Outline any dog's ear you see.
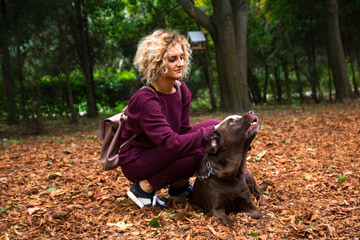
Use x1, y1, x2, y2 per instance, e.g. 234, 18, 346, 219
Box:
205, 131, 223, 154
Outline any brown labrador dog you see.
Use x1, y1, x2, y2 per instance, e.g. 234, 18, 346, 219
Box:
192, 111, 266, 227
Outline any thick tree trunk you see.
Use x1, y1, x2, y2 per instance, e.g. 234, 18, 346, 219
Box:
1, 0, 18, 125
325, 0, 354, 102
179, 0, 251, 113
1, 44, 18, 125
232, 0, 252, 110
213, 0, 243, 112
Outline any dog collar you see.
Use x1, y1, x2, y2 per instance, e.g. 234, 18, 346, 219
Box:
197, 161, 215, 181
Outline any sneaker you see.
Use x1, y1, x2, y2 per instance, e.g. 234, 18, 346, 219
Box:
126, 180, 166, 209
168, 182, 193, 200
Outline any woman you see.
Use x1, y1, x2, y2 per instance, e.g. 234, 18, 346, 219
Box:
118, 29, 220, 208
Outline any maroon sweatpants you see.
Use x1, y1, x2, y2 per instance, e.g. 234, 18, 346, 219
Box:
120, 119, 220, 190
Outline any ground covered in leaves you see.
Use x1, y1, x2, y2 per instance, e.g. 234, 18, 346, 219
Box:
1, 102, 359, 239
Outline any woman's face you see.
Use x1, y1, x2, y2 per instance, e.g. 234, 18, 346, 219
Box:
164, 44, 184, 81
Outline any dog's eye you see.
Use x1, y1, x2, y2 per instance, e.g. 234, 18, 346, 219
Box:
228, 119, 234, 125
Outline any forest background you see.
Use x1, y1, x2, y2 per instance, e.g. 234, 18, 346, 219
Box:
1, 1, 360, 239
1, 0, 360, 132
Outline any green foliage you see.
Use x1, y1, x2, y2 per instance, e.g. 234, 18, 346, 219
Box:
46, 186, 58, 192
337, 174, 346, 183
149, 213, 162, 228
95, 67, 141, 111
1, 0, 360, 121
0, 207, 8, 213
190, 89, 211, 112
191, 97, 212, 113
249, 231, 259, 238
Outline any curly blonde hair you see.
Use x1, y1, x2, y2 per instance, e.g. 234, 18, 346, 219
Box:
133, 29, 192, 84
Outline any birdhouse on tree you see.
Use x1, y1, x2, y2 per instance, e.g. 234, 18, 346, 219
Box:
187, 31, 206, 51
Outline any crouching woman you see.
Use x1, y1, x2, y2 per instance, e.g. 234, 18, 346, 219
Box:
118, 29, 220, 208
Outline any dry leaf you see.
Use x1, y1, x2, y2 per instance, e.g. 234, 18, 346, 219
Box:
304, 173, 316, 181
27, 207, 46, 215
106, 222, 133, 231
1, 103, 359, 239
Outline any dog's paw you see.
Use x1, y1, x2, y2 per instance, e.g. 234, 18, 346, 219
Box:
213, 209, 235, 227
221, 216, 235, 227
245, 208, 263, 219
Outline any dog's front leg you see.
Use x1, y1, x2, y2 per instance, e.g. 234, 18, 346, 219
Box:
244, 169, 267, 204
236, 176, 263, 219
212, 208, 234, 227
235, 192, 263, 219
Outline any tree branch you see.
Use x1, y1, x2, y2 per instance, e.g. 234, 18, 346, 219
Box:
178, 0, 215, 35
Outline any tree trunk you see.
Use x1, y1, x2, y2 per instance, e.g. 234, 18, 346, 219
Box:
15, 47, 29, 120
179, 0, 251, 113
247, 67, 262, 104
262, 63, 269, 102
270, 79, 276, 101
0, 0, 18, 125
281, 59, 291, 101
56, 2, 77, 123
293, 51, 304, 102
325, 0, 354, 102
34, 76, 45, 134
70, 0, 98, 117
274, 66, 282, 103
349, 55, 359, 97
27, 52, 45, 134
328, 67, 333, 101
203, 47, 217, 111
232, 0, 252, 110
343, 36, 359, 97
1, 44, 18, 125
305, 29, 319, 103
356, 52, 360, 95
212, 0, 243, 112
326, 45, 333, 101
306, 45, 318, 103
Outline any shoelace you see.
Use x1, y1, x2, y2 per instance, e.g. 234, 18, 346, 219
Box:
152, 195, 166, 207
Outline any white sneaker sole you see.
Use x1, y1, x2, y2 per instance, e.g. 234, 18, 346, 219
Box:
127, 191, 144, 208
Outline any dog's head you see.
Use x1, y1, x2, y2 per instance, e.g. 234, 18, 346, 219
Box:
205, 111, 259, 154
